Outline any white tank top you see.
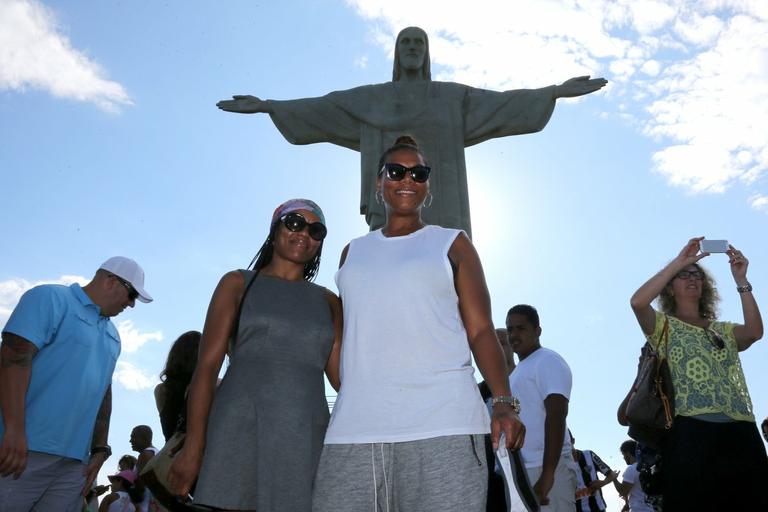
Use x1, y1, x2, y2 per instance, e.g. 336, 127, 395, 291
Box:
108, 491, 134, 512
325, 226, 490, 444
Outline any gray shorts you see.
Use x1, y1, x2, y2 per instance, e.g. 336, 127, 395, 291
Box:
0, 451, 86, 512
525, 452, 578, 512
312, 434, 487, 512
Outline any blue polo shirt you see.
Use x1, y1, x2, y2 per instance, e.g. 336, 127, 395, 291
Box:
1, 283, 120, 461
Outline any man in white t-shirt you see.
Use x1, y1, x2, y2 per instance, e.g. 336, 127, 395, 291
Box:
507, 304, 577, 511
616, 440, 653, 512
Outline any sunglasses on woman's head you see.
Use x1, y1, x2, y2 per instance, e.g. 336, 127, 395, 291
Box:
380, 163, 431, 183
280, 212, 327, 241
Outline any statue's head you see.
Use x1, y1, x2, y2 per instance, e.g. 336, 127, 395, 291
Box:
392, 26, 431, 81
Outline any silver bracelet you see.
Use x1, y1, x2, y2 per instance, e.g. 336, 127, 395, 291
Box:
737, 282, 753, 293
491, 395, 521, 414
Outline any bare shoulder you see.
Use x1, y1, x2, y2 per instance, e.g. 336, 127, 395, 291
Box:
448, 231, 478, 264
323, 287, 340, 302
220, 270, 246, 287
323, 288, 342, 312
154, 383, 167, 409
339, 243, 351, 268
213, 270, 246, 298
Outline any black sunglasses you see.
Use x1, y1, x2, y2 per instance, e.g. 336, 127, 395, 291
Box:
675, 270, 705, 280
112, 275, 139, 301
280, 212, 327, 241
380, 163, 431, 183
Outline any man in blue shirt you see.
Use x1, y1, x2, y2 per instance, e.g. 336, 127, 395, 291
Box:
0, 256, 152, 511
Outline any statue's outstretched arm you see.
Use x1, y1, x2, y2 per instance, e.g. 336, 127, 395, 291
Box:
216, 95, 273, 114
554, 76, 608, 99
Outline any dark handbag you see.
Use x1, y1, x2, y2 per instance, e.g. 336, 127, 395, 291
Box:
138, 432, 200, 512
624, 316, 675, 448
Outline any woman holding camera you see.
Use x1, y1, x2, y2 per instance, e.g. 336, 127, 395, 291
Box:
629, 237, 768, 510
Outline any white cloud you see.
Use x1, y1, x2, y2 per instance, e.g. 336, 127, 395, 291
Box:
627, 0, 678, 34
0, 274, 87, 326
346, 0, 768, 208
0, 0, 132, 112
354, 55, 368, 68
113, 361, 155, 391
640, 59, 661, 76
642, 13, 768, 193
116, 319, 163, 353
674, 13, 724, 45
749, 194, 768, 212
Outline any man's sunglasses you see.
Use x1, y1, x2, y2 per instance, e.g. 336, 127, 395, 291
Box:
112, 275, 139, 301
280, 212, 327, 241
380, 163, 431, 183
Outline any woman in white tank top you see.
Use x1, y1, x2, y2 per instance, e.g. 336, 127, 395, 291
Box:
313, 136, 526, 512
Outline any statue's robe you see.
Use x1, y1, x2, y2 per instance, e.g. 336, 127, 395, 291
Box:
267, 80, 557, 237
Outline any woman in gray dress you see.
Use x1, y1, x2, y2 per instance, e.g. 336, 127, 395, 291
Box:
168, 199, 342, 511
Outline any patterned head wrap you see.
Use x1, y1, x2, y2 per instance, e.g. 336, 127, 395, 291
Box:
271, 198, 326, 226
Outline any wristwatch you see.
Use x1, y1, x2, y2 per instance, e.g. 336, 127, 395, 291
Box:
491, 395, 521, 414
91, 445, 112, 457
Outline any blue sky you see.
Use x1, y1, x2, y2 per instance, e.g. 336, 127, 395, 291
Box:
1, 0, 766, 507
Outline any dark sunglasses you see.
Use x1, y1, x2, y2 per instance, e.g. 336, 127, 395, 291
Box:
675, 270, 705, 280
112, 275, 139, 301
380, 163, 431, 183
705, 328, 725, 350
280, 212, 327, 241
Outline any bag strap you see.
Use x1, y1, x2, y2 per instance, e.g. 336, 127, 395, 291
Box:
655, 314, 674, 429
657, 315, 670, 359
230, 269, 260, 346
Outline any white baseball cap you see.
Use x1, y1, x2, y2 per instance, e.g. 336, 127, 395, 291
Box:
99, 256, 153, 303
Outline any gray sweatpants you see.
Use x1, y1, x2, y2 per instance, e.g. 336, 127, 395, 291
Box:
312, 434, 487, 512
0, 451, 86, 512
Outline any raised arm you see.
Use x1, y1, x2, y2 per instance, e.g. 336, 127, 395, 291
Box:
168, 270, 244, 497
0, 333, 37, 479
554, 76, 608, 99
324, 289, 343, 392
630, 237, 709, 335
728, 245, 763, 351
216, 95, 273, 114
587, 453, 618, 494
448, 233, 524, 450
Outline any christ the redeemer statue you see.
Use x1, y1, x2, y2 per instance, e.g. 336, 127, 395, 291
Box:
217, 26, 607, 237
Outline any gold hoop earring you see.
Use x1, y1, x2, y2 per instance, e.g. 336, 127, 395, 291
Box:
423, 192, 433, 208
375, 190, 383, 205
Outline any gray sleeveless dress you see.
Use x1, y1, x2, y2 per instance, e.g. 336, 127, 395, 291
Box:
194, 272, 335, 511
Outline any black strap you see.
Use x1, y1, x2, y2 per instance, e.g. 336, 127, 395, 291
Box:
230, 269, 260, 344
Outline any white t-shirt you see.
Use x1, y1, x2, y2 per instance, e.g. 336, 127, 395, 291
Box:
508, 347, 572, 468
107, 491, 134, 512
622, 463, 653, 512
326, 226, 490, 443
139, 447, 158, 512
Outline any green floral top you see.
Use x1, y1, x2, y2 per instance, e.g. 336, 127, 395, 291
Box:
647, 310, 754, 421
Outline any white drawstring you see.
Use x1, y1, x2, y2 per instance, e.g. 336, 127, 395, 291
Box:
371, 443, 378, 512
380, 443, 390, 512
